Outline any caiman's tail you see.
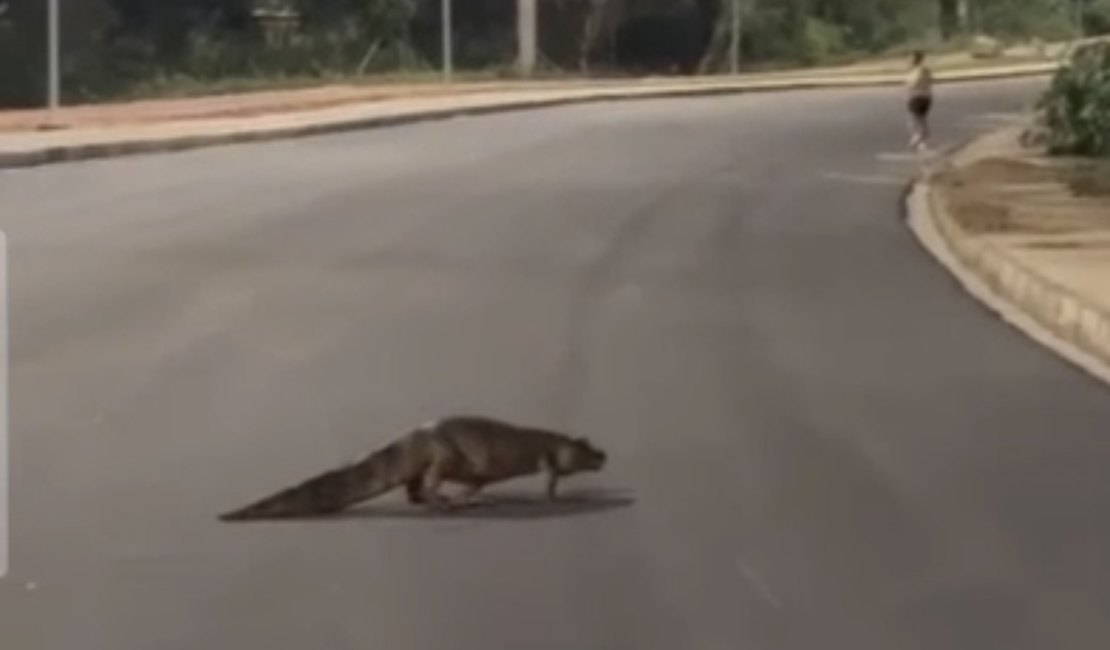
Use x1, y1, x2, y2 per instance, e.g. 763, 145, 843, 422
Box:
219, 438, 418, 521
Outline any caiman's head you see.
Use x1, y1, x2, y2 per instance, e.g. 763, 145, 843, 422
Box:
559, 437, 607, 473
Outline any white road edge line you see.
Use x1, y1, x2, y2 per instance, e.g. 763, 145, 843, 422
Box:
906, 182, 1110, 390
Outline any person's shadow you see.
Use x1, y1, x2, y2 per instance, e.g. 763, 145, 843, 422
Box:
235, 488, 635, 522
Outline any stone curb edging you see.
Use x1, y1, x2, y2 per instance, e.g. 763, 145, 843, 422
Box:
905, 137, 1110, 389
0, 63, 1057, 170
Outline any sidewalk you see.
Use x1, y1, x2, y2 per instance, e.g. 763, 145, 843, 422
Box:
909, 127, 1110, 385
0, 57, 1061, 170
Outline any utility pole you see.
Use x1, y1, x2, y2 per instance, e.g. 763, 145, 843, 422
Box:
47, 0, 60, 114
441, 0, 453, 82
517, 0, 537, 76
729, 0, 741, 75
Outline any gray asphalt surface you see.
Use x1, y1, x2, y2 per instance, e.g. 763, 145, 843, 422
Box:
2, 77, 1110, 649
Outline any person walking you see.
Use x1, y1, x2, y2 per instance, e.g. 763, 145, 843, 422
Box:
906, 50, 934, 151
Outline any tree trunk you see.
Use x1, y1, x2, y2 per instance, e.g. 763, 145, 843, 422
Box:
578, 0, 621, 72
697, 0, 737, 73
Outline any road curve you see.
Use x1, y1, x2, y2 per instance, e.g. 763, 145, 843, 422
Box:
2, 78, 1110, 649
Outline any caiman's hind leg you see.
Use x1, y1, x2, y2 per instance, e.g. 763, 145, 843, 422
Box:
408, 476, 483, 508
419, 464, 454, 512
454, 481, 485, 507
405, 477, 425, 504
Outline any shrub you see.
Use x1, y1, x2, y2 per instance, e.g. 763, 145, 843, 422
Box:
1030, 41, 1110, 157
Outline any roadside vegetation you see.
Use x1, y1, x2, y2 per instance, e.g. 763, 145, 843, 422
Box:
1, 0, 1108, 107
1020, 39, 1110, 199
1031, 40, 1110, 157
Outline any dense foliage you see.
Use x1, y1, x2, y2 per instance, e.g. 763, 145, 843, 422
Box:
1032, 40, 1110, 157
0, 0, 1107, 106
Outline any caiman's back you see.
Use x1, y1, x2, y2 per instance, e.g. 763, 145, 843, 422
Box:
435, 416, 570, 482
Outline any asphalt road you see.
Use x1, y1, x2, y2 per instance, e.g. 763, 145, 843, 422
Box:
2, 77, 1110, 649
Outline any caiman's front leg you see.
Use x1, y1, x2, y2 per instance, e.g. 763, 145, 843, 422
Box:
542, 455, 561, 501
546, 472, 560, 501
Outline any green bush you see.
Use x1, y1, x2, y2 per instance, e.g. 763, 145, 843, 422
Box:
1032, 41, 1110, 157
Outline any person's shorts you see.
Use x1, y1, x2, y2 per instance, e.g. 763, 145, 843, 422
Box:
908, 95, 932, 117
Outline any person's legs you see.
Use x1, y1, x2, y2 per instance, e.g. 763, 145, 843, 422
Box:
917, 97, 932, 150
908, 112, 921, 148
907, 97, 931, 151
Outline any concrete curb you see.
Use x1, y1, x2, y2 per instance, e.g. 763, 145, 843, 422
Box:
0, 63, 1058, 170
905, 134, 1110, 389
